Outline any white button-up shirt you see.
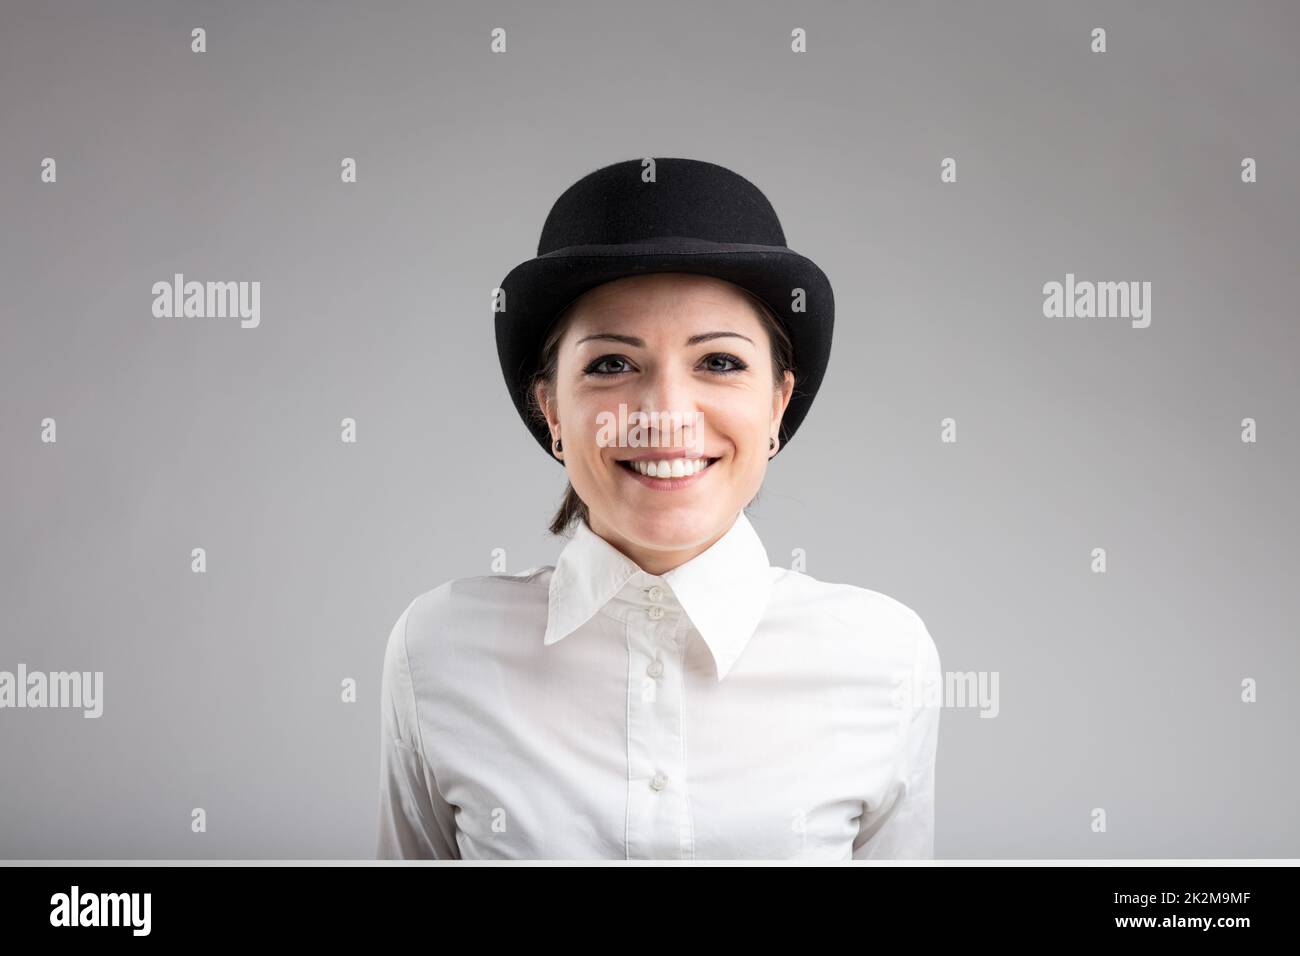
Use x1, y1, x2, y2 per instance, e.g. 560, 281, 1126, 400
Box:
376, 510, 942, 860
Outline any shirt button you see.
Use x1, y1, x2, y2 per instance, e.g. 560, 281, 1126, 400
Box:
648, 605, 664, 620
647, 585, 664, 602
647, 659, 664, 678
650, 772, 667, 791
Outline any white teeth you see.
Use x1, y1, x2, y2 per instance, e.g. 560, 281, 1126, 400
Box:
629, 457, 711, 478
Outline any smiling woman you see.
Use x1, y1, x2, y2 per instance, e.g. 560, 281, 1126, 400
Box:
375, 157, 943, 862
528, 273, 796, 540
530, 273, 792, 570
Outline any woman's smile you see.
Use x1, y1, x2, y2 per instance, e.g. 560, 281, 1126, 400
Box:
615, 453, 721, 489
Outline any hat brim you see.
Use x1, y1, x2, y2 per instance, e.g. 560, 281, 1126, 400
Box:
495, 237, 834, 462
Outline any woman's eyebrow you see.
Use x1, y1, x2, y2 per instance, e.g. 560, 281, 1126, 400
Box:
574, 331, 755, 347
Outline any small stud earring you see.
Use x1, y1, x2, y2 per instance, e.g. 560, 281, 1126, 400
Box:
553, 437, 563, 454
769, 437, 776, 451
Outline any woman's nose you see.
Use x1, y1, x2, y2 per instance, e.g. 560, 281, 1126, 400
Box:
637, 364, 695, 412
632, 366, 700, 437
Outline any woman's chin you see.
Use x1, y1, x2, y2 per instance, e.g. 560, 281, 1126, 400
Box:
606, 504, 727, 547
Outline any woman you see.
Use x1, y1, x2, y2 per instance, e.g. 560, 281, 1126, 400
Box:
376, 157, 942, 860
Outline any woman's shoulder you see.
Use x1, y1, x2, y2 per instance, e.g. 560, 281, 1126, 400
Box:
769, 565, 926, 626
385, 567, 555, 652
768, 566, 939, 666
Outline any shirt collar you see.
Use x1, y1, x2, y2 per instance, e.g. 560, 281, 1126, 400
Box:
543, 511, 774, 682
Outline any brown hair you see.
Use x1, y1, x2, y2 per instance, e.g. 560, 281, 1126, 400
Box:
526, 279, 797, 536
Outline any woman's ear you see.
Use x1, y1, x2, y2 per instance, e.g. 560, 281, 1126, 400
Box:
534, 380, 558, 434
771, 370, 795, 431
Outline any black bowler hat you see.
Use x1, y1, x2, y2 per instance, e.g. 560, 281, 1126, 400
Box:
495, 157, 834, 462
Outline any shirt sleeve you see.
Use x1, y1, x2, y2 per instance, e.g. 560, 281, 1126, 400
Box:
852, 613, 942, 859
376, 597, 461, 859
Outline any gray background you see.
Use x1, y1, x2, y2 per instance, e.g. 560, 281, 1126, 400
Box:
1, 0, 1296, 859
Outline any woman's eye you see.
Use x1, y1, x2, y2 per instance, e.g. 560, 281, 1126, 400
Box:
703, 353, 748, 374
584, 355, 632, 376
583, 353, 748, 376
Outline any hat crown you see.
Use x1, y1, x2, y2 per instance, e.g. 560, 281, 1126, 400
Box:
537, 157, 787, 255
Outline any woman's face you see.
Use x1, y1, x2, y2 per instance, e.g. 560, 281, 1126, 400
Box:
536, 272, 794, 574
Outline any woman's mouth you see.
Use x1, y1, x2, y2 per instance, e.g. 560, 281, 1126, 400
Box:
616, 456, 719, 489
